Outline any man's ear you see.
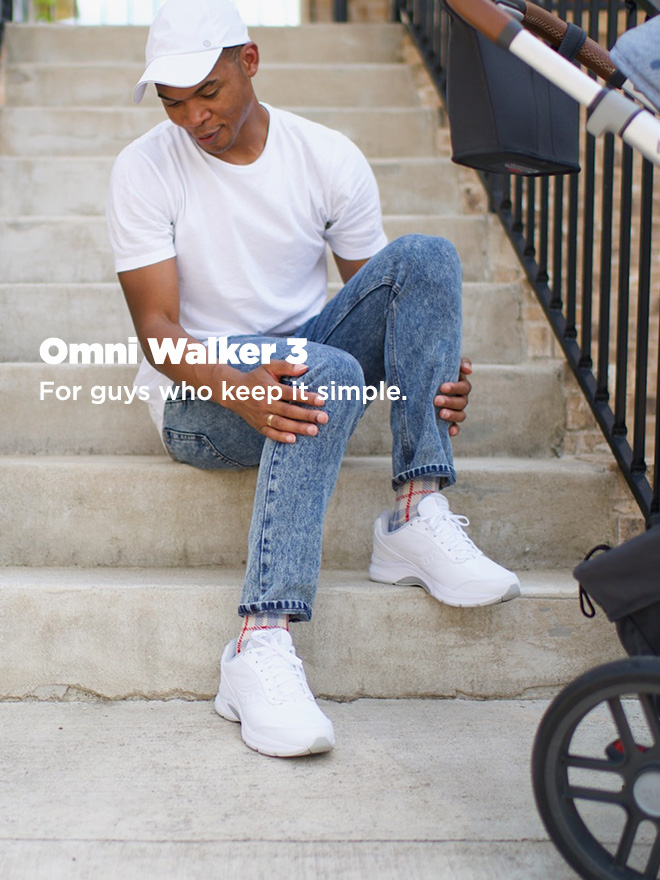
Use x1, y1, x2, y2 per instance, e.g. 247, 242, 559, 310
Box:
241, 42, 260, 78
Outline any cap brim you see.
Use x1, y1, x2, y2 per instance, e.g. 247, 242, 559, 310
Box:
133, 47, 222, 103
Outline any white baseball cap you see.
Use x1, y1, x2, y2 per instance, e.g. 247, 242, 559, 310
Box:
133, 0, 250, 104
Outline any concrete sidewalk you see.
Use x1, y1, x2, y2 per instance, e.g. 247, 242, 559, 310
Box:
0, 698, 582, 879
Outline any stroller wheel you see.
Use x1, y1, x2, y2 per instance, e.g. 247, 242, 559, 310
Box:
532, 657, 660, 880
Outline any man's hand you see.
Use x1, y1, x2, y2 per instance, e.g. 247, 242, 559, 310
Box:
219, 360, 328, 444
434, 357, 472, 438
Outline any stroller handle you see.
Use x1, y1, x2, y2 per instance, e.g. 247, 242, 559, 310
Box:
445, 0, 616, 82
444, 0, 660, 168
523, 1, 619, 83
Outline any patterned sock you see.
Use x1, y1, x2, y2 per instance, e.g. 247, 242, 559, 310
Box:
389, 476, 445, 531
236, 612, 290, 653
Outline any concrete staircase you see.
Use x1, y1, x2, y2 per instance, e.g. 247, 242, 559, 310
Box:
0, 22, 633, 702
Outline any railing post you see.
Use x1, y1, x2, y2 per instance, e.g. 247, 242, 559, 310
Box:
1, 0, 13, 43
333, 0, 348, 21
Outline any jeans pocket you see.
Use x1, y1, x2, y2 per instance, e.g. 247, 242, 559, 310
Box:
162, 428, 246, 470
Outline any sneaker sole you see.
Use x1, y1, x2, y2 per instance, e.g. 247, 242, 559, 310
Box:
369, 560, 521, 607
214, 690, 335, 758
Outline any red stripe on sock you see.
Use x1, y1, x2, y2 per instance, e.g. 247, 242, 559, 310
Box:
404, 481, 415, 522
395, 489, 435, 503
237, 616, 251, 653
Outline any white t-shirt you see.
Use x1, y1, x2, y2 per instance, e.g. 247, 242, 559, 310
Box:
106, 104, 388, 429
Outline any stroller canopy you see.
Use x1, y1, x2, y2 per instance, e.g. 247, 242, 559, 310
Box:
611, 15, 660, 113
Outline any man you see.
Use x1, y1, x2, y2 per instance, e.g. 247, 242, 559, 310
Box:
107, 0, 520, 759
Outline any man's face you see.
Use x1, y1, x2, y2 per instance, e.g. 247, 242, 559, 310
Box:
156, 44, 259, 161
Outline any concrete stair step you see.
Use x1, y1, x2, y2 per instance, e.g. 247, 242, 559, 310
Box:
2, 362, 566, 458
0, 106, 440, 158
0, 281, 527, 365
0, 698, 604, 880
2, 216, 491, 284
0, 567, 623, 700
0, 455, 620, 569
5, 62, 420, 108
0, 284, 134, 361
4, 23, 406, 65
0, 156, 461, 217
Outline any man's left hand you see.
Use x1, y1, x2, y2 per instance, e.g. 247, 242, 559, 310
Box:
435, 357, 472, 438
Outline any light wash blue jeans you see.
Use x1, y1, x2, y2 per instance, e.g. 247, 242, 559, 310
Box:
162, 235, 462, 621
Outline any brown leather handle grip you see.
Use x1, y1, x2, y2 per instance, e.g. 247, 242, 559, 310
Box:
523, 1, 619, 83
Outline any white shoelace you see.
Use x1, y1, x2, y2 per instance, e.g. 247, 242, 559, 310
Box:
423, 509, 483, 563
246, 631, 311, 703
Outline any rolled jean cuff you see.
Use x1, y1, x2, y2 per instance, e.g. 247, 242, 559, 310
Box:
238, 599, 312, 623
392, 463, 456, 491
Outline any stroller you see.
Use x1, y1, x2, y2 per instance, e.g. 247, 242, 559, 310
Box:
441, 1, 660, 877
534, 528, 660, 880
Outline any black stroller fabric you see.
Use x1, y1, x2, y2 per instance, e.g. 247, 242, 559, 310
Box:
444, 10, 581, 176
574, 527, 660, 658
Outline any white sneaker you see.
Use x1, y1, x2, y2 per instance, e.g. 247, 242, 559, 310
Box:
214, 628, 335, 757
369, 493, 521, 607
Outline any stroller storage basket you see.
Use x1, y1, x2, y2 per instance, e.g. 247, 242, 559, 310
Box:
575, 528, 660, 659
445, 8, 581, 176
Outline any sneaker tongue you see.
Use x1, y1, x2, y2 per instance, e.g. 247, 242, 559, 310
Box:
244, 626, 292, 652
268, 627, 293, 648
417, 493, 449, 517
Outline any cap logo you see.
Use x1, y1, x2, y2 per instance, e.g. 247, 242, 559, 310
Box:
203, 40, 211, 47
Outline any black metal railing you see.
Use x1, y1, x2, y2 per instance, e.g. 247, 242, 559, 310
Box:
396, 0, 660, 527
1, 0, 13, 45
333, 0, 349, 20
